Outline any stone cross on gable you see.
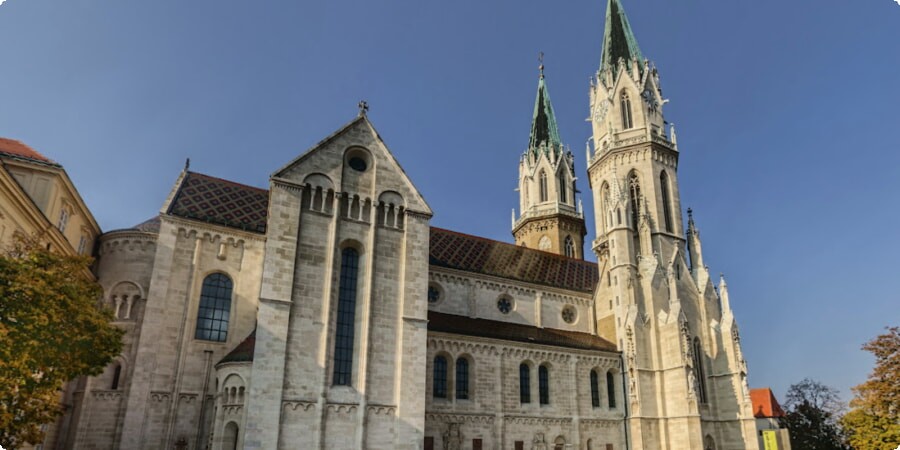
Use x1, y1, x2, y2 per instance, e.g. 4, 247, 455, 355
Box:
358, 100, 369, 116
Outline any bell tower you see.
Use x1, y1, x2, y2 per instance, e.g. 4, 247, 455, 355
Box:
512, 60, 587, 259
587, 0, 758, 449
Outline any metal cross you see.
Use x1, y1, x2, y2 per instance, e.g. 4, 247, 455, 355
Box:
358, 100, 369, 116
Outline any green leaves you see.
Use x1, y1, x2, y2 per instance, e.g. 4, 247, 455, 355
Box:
0, 243, 123, 447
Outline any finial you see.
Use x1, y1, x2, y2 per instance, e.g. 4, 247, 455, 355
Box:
184, 158, 190, 172
687, 207, 693, 221
538, 51, 545, 79
358, 100, 369, 116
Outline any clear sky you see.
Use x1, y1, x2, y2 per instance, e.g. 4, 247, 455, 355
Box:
1, 0, 898, 403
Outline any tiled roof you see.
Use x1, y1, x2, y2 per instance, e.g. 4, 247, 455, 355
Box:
428, 311, 617, 352
163, 172, 599, 293
751, 388, 786, 418
0, 137, 58, 165
217, 329, 256, 365
168, 172, 268, 233
429, 227, 599, 292
133, 216, 161, 233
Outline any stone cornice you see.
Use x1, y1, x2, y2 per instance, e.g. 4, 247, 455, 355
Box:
429, 266, 594, 303
163, 215, 266, 243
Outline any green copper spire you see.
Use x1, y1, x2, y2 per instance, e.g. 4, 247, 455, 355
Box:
528, 64, 562, 157
600, 0, 644, 74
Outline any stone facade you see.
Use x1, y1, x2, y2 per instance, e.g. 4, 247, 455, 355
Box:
44, 1, 759, 449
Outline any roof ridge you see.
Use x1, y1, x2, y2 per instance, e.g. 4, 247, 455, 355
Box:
187, 171, 268, 193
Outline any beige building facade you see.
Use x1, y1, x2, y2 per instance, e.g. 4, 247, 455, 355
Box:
0, 138, 100, 257
46, 1, 759, 449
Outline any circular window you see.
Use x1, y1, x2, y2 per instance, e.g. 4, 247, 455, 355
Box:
497, 296, 513, 314
348, 157, 367, 172
562, 306, 577, 324
427, 283, 442, 304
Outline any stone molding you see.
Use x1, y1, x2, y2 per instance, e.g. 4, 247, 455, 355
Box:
503, 415, 572, 426
98, 234, 157, 255
150, 391, 171, 402
164, 215, 265, 243
426, 412, 494, 424
367, 404, 397, 415
282, 400, 316, 412
430, 266, 593, 302
91, 390, 123, 401
325, 403, 358, 414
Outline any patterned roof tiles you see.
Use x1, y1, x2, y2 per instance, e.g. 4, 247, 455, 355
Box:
165, 172, 599, 293
168, 172, 268, 233
430, 227, 599, 292
428, 311, 616, 352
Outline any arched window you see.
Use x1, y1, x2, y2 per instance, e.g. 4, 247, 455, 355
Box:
539, 170, 548, 202
333, 248, 360, 386
564, 236, 575, 258
704, 435, 716, 450
693, 337, 708, 403
660, 171, 673, 233
433, 355, 448, 398
628, 172, 641, 229
621, 91, 634, 129
455, 358, 469, 400
195, 273, 233, 342
224, 422, 239, 450
607, 371, 617, 408
111, 364, 122, 390
538, 365, 550, 405
558, 174, 567, 203
519, 363, 531, 404
600, 183, 610, 231
590, 369, 600, 407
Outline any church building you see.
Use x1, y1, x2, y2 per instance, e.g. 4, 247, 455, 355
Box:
50, 0, 758, 448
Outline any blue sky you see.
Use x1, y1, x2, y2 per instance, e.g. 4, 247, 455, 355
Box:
1, 0, 898, 403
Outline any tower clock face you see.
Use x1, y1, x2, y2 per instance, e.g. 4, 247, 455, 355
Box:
593, 99, 611, 124
642, 88, 659, 109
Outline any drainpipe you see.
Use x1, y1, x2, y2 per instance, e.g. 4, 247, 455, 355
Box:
620, 353, 631, 450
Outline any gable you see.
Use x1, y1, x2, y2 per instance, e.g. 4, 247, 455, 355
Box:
272, 116, 431, 215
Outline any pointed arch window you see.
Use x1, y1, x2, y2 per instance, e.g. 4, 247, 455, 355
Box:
607, 371, 617, 408
539, 170, 548, 202
433, 355, 448, 398
558, 174, 567, 203
456, 358, 469, 400
660, 171, 673, 232
628, 172, 641, 229
195, 273, 233, 342
111, 364, 122, 390
519, 364, 531, 404
590, 369, 600, 408
564, 236, 575, 258
693, 337, 708, 403
538, 365, 550, 405
621, 91, 634, 129
333, 248, 360, 386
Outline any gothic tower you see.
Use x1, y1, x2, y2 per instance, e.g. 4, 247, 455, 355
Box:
513, 64, 587, 259
586, 0, 758, 448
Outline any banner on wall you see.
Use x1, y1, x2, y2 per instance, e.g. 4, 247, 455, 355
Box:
762, 430, 779, 450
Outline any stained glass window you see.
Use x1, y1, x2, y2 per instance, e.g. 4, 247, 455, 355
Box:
194, 273, 233, 342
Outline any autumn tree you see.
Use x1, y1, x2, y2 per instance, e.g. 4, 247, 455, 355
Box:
842, 326, 900, 449
780, 378, 850, 450
0, 242, 123, 447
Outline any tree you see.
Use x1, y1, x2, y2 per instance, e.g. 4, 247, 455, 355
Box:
0, 242, 123, 447
780, 378, 850, 450
842, 326, 900, 449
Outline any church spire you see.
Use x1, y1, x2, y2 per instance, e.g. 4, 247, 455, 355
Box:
600, 0, 644, 76
528, 62, 562, 158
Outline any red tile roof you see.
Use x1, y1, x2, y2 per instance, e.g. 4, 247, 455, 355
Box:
430, 228, 599, 292
751, 388, 786, 418
429, 311, 616, 351
166, 171, 600, 293
0, 137, 58, 165
217, 329, 256, 366
168, 172, 269, 233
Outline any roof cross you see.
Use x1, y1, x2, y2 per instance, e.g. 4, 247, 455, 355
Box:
358, 100, 369, 116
